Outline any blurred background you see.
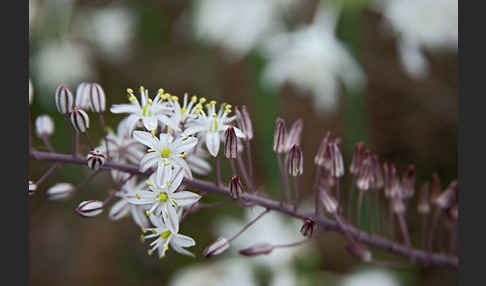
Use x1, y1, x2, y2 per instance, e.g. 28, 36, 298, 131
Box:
28, 0, 458, 285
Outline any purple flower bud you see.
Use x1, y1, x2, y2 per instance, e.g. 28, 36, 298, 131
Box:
76, 200, 104, 217
300, 218, 315, 237
349, 142, 365, 175
288, 145, 303, 176
75, 82, 91, 109
284, 119, 303, 152
224, 126, 238, 159
70, 108, 90, 133
235, 105, 253, 140
273, 118, 287, 153
35, 114, 55, 138
28, 180, 37, 196
319, 189, 338, 214
229, 176, 244, 199
345, 243, 372, 262
87, 150, 106, 171
434, 180, 457, 209
47, 183, 74, 200
239, 243, 274, 256
55, 84, 74, 114
417, 182, 430, 214
202, 237, 230, 258
88, 83, 106, 113
401, 165, 416, 199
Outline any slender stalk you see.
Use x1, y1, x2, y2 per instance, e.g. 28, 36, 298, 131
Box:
83, 132, 95, 150
428, 207, 442, 252
98, 113, 110, 160
283, 154, 291, 203
228, 208, 270, 242
236, 154, 254, 193
421, 214, 428, 250
389, 201, 395, 241
29, 151, 459, 268
375, 189, 383, 235
367, 191, 372, 234
40, 136, 55, 153
245, 140, 254, 185
293, 176, 300, 211
313, 167, 322, 216
347, 175, 356, 223
214, 156, 222, 187
35, 163, 60, 186
71, 169, 102, 195
64, 116, 75, 157
397, 214, 412, 247
357, 189, 365, 230
274, 238, 310, 249
276, 154, 286, 204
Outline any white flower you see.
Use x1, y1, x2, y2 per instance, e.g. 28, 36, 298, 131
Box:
192, 0, 297, 60
261, 3, 365, 114
96, 117, 145, 164
133, 130, 198, 174
141, 212, 196, 259
185, 142, 212, 175
109, 177, 150, 228
183, 101, 244, 157
158, 93, 201, 133
126, 166, 201, 222
373, 0, 457, 78
110, 87, 170, 133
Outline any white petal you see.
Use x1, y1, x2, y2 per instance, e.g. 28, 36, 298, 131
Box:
142, 116, 158, 131
125, 191, 155, 204
171, 191, 201, 206
139, 152, 160, 172
155, 163, 172, 187
173, 233, 196, 248
169, 168, 185, 193
183, 124, 206, 136
186, 155, 211, 175
164, 204, 179, 234
233, 127, 246, 138
171, 243, 195, 257
133, 130, 159, 150
131, 206, 149, 228
109, 199, 130, 220
172, 136, 198, 153
205, 132, 220, 157
149, 214, 165, 228
110, 104, 140, 114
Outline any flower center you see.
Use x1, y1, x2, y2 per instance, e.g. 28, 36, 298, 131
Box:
157, 192, 168, 202
181, 107, 186, 115
161, 148, 171, 158
161, 230, 171, 239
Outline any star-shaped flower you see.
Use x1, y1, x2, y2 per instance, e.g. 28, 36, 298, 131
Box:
109, 177, 150, 228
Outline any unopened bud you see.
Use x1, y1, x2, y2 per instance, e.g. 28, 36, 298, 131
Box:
76, 200, 104, 217
314, 132, 332, 167
28, 180, 37, 196
387, 164, 401, 198
229, 176, 244, 199
35, 114, 55, 138
417, 182, 430, 214
88, 83, 106, 112
29, 79, 34, 105
371, 155, 384, 189
224, 127, 238, 159
434, 180, 457, 209
273, 118, 287, 153
47, 183, 74, 200
300, 218, 315, 237
319, 189, 338, 214
70, 108, 90, 132
345, 243, 372, 262
288, 145, 303, 176
75, 82, 91, 109
356, 151, 373, 191
235, 105, 253, 140
87, 150, 106, 170
239, 243, 274, 256
202, 237, 230, 258
331, 138, 345, 178
401, 165, 416, 199
284, 119, 303, 152
349, 142, 365, 175
55, 84, 74, 114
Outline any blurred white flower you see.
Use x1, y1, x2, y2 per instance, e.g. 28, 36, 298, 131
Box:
169, 258, 257, 286
192, 0, 296, 60
340, 268, 401, 286
262, 3, 365, 114
373, 0, 458, 78
30, 39, 96, 108
74, 5, 136, 63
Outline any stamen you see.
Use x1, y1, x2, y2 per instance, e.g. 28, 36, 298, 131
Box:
146, 180, 153, 186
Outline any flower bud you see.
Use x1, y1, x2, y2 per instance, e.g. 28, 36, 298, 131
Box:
47, 183, 74, 200
88, 83, 106, 112
70, 108, 90, 132
55, 84, 74, 114
224, 126, 238, 159
434, 180, 457, 209
314, 132, 332, 167
75, 82, 91, 109
300, 218, 315, 237
356, 151, 373, 191
391, 196, 405, 214
385, 164, 401, 198
202, 237, 230, 258
28, 180, 37, 196
35, 114, 55, 138
229, 176, 244, 199
417, 182, 430, 214
345, 243, 372, 262
235, 105, 253, 140
87, 150, 106, 171
76, 200, 104, 217
371, 155, 384, 190
331, 138, 345, 178
239, 243, 274, 256
319, 189, 338, 214
273, 118, 287, 153
288, 145, 303, 176
29, 79, 33, 105
284, 119, 303, 152
401, 165, 416, 199
349, 142, 365, 175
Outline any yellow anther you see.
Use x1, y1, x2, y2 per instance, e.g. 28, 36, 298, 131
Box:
161, 230, 171, 239
151, 130, 156, 137
196, 104, 203, 109
210, 100, 217, 105
167, 126, 172, 133
224, 109, 232, 114
157, 192, 168, 202
158, 88, 164, 94
191, 96, 198, 103
162, 94, 169, 100
205, 103, 211, 109
145, 210, 151, 216
126, 88, 134, 94
211, 113, 217, 118
225, 104, 232, 109
147, 249, 153, 256
181, 108, 186, 115
163, 244, 169, 250
195, 109, 201, 115
148, 98, 153, 104
199, 97, 207, 103
139, 86, 145, 93
140, 234, 145, 243
164, 161, 171, 166
128, 96, 137, 101
181, 152, 188, 158
142, 104, 148, 116
166, 181, 171, 187
136, 194, 141, 200
141, 226, 147, 233
159, 253, 165, 259
147, 148, 156, 153
172, 199, 178, 206
146, 180, 153, 186
161, 148, 171, 158
171, 96, 178, 101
